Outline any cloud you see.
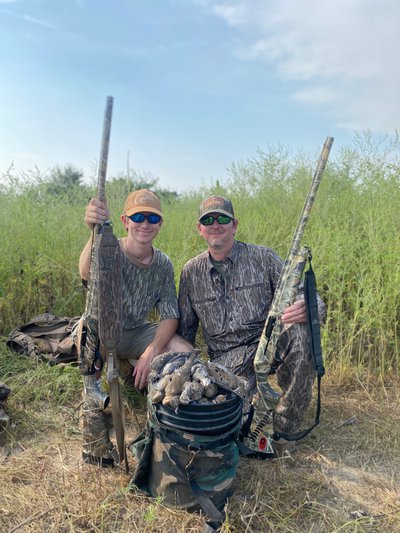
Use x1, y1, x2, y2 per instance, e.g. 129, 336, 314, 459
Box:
1, 7, 57, 30
212, 3, 247, 26
293, 86, 339, 106
199, 0, 400, 133
22, 14, 56, 30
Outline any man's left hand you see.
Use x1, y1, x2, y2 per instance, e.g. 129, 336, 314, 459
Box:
281, 299, 307, 324
133, 347, 155, 390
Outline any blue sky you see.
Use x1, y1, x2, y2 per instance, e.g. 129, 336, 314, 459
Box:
1, 0, 399, 192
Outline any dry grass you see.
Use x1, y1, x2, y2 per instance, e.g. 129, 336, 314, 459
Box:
1, 370, 400, 533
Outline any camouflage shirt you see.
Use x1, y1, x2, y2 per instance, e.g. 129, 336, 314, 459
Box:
178, 240, 325, 375
120, 242, 179, 330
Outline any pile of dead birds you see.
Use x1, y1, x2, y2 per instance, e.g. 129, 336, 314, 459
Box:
148, 351, 249, 409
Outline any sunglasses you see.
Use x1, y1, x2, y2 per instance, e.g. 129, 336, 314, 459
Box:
199, 214, 233, 226
128, 213, 162, 224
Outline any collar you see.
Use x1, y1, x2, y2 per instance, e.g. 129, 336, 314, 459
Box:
206, 240, 239, 270
120, 237, 155, 268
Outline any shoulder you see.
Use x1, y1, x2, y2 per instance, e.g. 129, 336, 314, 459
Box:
181, 250, 209, 272
235, 240, 283, 265
236, 240, 280, 257
153, 247, 172, 263
153, 248, 174, 269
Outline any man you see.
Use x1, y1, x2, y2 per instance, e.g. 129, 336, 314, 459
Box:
79, 188, 191, 465
178, 195, 325, 443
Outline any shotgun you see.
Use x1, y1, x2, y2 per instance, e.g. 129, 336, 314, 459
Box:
242, 137, 333, 456
80, 96, 128, 471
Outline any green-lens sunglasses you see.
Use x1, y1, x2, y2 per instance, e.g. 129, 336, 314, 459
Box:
199, 214, 232, 226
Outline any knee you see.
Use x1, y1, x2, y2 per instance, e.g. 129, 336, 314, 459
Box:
118, 359, 135, 387
167, 335, 193, 352
280, 323, 310, 357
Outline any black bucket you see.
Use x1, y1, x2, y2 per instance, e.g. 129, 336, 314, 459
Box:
151, 391, 243, 437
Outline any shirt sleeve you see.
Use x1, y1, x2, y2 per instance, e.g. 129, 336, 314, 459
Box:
177, 266, 199, 345
155, 258, 180, 320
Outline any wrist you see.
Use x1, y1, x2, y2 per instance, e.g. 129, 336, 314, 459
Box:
142, 345, 158, 361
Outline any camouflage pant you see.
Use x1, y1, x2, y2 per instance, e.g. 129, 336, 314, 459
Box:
273, 323, 315, 434
81, 390, 118, 464
211, 323, 315, 435
116, 322, 158, 387
76, 319, 158, 460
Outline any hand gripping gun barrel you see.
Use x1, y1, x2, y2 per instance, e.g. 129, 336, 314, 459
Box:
79, 96, 128, 472
240, 137, 334, 458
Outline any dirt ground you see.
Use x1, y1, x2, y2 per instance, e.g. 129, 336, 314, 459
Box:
0, 374, 399, 532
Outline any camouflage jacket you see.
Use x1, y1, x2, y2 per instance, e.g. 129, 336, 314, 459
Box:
178, 240, 326, 374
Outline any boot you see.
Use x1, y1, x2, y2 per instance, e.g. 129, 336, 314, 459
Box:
81, 378, 118, 467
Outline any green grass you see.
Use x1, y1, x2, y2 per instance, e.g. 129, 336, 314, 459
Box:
0, 346, 82, 438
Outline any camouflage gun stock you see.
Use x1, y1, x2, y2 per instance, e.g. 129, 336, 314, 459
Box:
243, 136, 334, 456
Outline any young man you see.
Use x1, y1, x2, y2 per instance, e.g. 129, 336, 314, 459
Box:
79, 188, 191, 465
178, 195, 325, 442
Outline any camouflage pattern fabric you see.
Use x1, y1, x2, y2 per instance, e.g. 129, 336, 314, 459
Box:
272, 323, 315, 434
130, 407, 240, 513
79, 239, 180, 462
79, 317, 100, 375
178, 241, 283, 363
80, 242, 179, 374
178, 239, 326, 435
119, 241, 180, 329
81, 391, 118, 464
6, 313, 80, 364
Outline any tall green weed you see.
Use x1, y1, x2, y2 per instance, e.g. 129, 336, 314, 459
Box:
1, 133, 399, 376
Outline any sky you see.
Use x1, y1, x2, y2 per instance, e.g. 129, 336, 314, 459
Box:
0, 0, 399, 193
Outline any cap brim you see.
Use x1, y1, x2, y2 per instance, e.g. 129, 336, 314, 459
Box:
126, 206, 163, 217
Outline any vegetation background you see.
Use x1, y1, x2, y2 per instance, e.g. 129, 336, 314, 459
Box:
0, 133, 399, 531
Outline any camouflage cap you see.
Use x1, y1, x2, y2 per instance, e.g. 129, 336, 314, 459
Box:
198, 195, 234, 220
124, 189, 162, 217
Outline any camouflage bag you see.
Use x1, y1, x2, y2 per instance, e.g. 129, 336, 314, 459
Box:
130, 395, 242, 524
6, 313, 80, 364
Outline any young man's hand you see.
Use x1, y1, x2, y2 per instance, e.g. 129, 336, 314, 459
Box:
133, 346, 156, 390
84, 198, 110, 230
